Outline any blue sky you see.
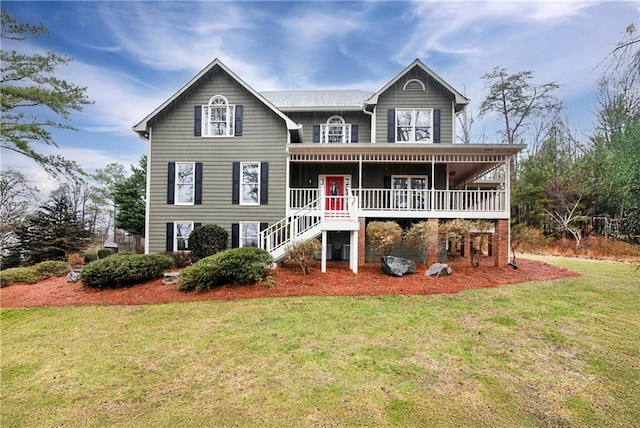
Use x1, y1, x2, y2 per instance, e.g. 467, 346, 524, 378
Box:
2, 0, 637, 193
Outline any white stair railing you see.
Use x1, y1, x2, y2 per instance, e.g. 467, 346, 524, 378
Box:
260, 196, 324, 261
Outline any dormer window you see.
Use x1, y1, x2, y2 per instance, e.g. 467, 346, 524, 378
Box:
321, 115, 351, 144
396, 108, 433, 143
203, 95, 235, 137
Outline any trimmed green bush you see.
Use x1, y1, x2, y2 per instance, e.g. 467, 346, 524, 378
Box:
97, 249, 113, 259
188, 224, 228, 261
180, 247, 273, 292
0, 267, 36, 287
81, 253, 173, 289
32, 260, 69, 280
83, 252, 98, 263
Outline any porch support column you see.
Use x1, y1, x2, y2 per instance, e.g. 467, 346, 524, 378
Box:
321, 230, 327, 273
430, 158, 435, 210
350, 230, 358, 274
358, 217, 366, 267
426, 218, 439, 266
285, 153, 291, 214
494, 219, 509, 268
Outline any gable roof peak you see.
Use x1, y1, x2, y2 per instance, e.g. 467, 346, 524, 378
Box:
365, 59, 470, 113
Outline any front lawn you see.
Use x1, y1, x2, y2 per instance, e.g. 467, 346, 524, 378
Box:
1, 255, 638, 427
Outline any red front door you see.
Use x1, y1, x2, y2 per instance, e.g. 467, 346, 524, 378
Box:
325, 176, 344, 211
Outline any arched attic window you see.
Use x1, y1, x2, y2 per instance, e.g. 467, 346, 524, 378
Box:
203, 95, 235, 136
403, 79, 426, 92
321, 115, 351, 143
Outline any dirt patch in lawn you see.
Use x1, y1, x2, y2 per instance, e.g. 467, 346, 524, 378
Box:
0, 258, 578, 308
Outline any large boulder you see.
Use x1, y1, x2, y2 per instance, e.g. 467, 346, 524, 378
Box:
426, 263, 452, 277
381, 256, 416, 277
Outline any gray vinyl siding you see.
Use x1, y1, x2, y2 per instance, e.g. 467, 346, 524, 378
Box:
375, 68, 454, 144
286, 111, 371, 144
146, 67, 288, 253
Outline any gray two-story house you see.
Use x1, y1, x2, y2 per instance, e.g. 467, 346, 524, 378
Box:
134, 59, 524, 273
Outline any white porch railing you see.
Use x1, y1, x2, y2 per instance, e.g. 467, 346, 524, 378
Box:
290, 188, 506, 215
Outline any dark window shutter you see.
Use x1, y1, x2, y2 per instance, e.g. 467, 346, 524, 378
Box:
260, 222, 268, 232
387, 109, 395, 142
167, 162, 175, 204
195, 163, 203, 204
194, 106, 202, 137
433, 109, 441, 144
231, 223, 239, 248
313, 125, 320, 143
194, 223, 202, 229
234, 105, 243, 136
351, 125, 358, 143
166, 222, 174, 251
260, 162, 269, 205
232, 162, 240, 204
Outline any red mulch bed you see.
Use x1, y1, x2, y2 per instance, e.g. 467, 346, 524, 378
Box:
0, 258, 578, 308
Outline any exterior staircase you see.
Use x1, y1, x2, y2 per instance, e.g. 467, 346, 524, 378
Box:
260, 194, 359, 262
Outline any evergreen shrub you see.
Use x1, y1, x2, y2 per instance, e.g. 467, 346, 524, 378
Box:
0, 267, 36, 287
180, 247, 273, 292
81, 253, 173, 289
32, 260, 69, 280
188, 224, 228, 261
83, 252, 98, 263
97, 249, 113, 259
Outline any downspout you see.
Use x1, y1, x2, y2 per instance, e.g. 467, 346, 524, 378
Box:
363, 104, 375, 143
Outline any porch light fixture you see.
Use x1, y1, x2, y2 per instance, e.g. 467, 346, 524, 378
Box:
308, 177, 313, 185
449, 171, 456, 177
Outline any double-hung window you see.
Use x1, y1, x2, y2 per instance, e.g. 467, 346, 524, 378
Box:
392, 175, 428, 210
396, 109, 433, 143
203, 95, 235, 137
240, 162, 260, 205
175, 162, 195, 204
240, 222, 259, 247
321, 115, 351, 144
175, 222, 194, 251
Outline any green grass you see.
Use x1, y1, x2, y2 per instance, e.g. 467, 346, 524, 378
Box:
2, 255, 639, 427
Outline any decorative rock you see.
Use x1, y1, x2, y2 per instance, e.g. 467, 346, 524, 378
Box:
381, 256, 416, 277
426, 263, 452, 278
66, 271, 81, 283
162, 272, 181, 285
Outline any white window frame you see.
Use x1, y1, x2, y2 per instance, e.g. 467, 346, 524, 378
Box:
174, 221, 194, 251
320, 115, 351, 144
175, 162, 195, 205
240, 222, 260, 248
202, 95, 235, 137
240, 162, 260, 206
395, 108, 433, 143
391, 175, 428, 210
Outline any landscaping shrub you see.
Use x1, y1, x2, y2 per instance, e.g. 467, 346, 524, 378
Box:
97, 249, 113, 259
180, 247, 273, 292
188, 224, 228, 261
284, 239, 321, 275
67, 253, 85, 269
366, 221, 402, 260
0, 267, 36, 287
32, 260, 69, 280
163, 251, 193, 268
404, 221, 439, 265
83, 252, 98, 263
81, 253, 173, 289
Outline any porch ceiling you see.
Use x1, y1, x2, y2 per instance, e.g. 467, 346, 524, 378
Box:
288, 143, 525, 188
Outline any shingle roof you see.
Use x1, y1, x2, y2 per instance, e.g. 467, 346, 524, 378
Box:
260, 90, 374, 110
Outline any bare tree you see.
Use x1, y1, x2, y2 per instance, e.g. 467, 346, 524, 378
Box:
0, 169, 38, 251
